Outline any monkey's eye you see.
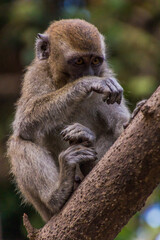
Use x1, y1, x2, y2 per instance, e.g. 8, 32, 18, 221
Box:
92, 57, 101, 65
75, 58, 84, 65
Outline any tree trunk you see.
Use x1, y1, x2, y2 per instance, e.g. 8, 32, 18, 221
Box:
24, 86, 160, 240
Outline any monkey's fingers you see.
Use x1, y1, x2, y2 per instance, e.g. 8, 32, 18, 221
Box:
102, 94, 110, 103
110, 78, 123, 104
61, 123, 95, 145
105, 78, 123, 104
61, 123, 91, 137
106, 84, 118, 104
68, 148, 97, 164
61, 144, 97, 165
63, 132, 94, 143
69, 140, 93, 147
103, 90, 122, 104
62, 128, 92, 139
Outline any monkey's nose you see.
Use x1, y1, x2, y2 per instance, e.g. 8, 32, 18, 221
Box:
83, 67, 94, 77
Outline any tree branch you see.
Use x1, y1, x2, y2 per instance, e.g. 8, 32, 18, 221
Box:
24, 86, 160, 240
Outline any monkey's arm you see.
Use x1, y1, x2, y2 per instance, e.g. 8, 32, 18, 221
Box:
15, 75, 123, 140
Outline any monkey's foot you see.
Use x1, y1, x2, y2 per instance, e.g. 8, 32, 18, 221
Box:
61, 123, 96, 146
59, 144, 97, 165
124, 99, 147, 128
131, 99, 147, 119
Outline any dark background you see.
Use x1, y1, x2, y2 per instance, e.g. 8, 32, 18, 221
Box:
0, 0, 160, 239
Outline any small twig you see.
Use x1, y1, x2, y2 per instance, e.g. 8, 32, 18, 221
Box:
23, 213, 38, 240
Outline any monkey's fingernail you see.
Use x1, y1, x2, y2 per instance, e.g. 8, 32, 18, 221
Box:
117, 98, 121, 104
75, 176, 81, 183
102, 96, 107, 102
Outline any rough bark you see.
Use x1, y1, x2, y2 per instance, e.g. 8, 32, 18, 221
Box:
24, 86, 160, 240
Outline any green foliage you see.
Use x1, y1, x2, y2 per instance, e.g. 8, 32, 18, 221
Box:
127, 75, 156, 98
9, 1, 43, 24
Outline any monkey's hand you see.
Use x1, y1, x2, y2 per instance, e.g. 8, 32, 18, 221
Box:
61, 123, 96, 147
59, 144, 97, 166
80, 76, 123, 104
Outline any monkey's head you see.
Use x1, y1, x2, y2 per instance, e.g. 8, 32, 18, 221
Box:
36, 19, 106, 88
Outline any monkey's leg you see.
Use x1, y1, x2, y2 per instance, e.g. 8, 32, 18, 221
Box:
8, 136, 60, 221
8, 136, 96, 221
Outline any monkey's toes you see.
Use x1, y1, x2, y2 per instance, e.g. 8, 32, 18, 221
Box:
61, 123, 96, 145
60, 144, 97, 166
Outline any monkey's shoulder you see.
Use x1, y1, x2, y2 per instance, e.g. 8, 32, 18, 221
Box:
21, 61, 55, 97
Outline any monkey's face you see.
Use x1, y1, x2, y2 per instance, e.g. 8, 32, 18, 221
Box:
36, 19, 106, 87
65, 53, 104, 81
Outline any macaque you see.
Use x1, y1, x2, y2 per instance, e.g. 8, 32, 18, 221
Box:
7, 19, 130, 221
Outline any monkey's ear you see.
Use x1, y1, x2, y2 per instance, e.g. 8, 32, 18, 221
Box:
36, 33, 50, 60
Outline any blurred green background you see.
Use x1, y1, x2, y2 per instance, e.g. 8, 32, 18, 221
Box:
0, 0, 160, 239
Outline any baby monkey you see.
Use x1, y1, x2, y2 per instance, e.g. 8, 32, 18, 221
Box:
8, 19, 130, 221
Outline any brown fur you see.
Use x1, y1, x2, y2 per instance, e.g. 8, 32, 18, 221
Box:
46, 19, 102, 53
